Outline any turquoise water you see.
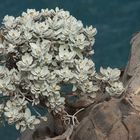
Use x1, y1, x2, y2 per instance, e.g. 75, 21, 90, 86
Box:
0, 0, 140, 139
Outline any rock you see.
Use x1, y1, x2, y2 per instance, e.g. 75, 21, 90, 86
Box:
71, 98, 140, 140
123, 32, 140, 81
71, 117, 98, 140
108, 121, 128, 140
123, 114, 140, 140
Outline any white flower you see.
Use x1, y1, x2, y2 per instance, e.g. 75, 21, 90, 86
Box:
96, 67, 121, 82
48, 84, 61, 93
48, 16, 64, 30
31, 81, 49, 98
4, 100, 23, 123
30, 42, 48, 59
47, 72, 58, 84
56, 8, 70, 19
41, 8, 49, 16
63, 17, 83, 36
74, 72, 88, 83
3, 15, 16, 29
29, 66, 50, 80
20, 18, 34, 31
0, 77, 16, 95
85, 26, 97, 36
4, 106, 21, 121
75, 58, 95, 75
4, 98, 34, 132
82, 81, 99, 93
16, 108, 40, 132
30, 42, 42, 58
33, 22, 49, 36
16, 53, 35, 71
46, 94, 65, 113
106, 82, 124, 97
5, 29, 21, 44
22, 9, 39, 19
55, 67, 74, 82
84, 26, 97, 45
70, 34, 90, 50
57, 45, 76, 62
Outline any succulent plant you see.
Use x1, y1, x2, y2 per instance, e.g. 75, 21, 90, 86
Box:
0, 7, 124, 132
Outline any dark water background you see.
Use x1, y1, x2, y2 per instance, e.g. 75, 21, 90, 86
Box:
0, 0, 140, 139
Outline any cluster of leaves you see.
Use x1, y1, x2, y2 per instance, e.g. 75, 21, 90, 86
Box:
96, 67, 124, 96
0, 8, 124, 132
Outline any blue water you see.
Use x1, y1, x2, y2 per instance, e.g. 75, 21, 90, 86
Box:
0, 0, 140, 139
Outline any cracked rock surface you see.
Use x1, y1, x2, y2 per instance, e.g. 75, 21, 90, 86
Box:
71, 99, 140, 140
